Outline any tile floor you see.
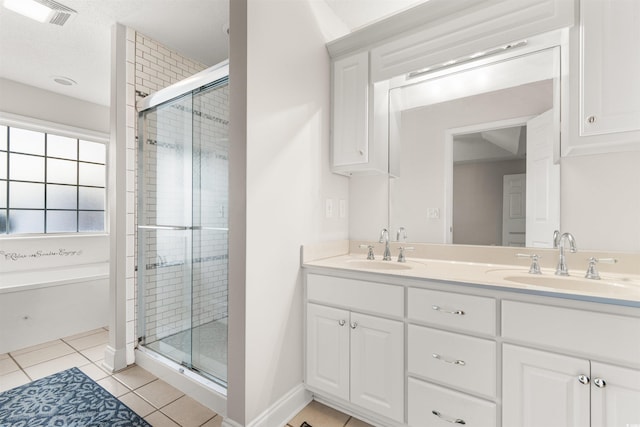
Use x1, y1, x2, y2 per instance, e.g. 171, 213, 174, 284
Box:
0, 328, 371, 427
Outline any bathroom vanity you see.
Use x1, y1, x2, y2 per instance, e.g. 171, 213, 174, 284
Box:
302, 243, 640, 427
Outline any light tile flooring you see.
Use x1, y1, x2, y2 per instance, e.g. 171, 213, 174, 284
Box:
0, 328, 370, 427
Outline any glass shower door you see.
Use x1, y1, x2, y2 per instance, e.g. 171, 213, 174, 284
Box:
190, 82, 229, 383
138, 93, 195, 370
138, 76, 229, 387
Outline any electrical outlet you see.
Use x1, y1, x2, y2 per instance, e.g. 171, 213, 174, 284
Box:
325, 199, 334, 218
427, 208, 440, 219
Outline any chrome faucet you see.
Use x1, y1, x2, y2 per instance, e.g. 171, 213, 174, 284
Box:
379, 228, 392, 261
553, 231, 577, 276
396, 226, 414, 262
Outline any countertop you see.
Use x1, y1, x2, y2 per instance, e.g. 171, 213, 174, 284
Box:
303, 252, 640, 306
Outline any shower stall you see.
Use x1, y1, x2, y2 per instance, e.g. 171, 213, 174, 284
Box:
137, 63, 229, 387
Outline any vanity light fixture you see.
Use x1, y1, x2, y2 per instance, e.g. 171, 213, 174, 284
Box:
2, 0, 76, 26
407, 40, 528, 80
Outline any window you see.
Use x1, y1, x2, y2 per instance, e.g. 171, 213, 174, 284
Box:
0, 124, 106, 235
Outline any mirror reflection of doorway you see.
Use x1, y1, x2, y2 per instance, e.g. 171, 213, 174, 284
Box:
450, 109, 559, 247
451, 123, 527, 246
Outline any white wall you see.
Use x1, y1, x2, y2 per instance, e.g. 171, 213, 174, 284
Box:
228, 0, 349, 424
0, 78, 109, 133
562, 151, 640, 252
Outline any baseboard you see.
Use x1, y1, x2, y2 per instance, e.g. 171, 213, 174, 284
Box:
102, 345, 127, 373
221, 418, 244, 427
246, 383, 312, 427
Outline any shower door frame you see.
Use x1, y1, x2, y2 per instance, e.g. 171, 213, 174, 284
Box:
136, 61, 229, 385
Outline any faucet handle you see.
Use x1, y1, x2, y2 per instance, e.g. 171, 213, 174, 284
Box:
516, 253, 542, 275
359, 244, 375, 260
585, 257, 618, 280
397, 246, 414, 263
397, 226, 407, 242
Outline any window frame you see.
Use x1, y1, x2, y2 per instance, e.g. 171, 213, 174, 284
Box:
0, 112, 110, 237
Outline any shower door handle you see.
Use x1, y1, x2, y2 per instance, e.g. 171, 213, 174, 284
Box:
191, 226, 229, 231
138, 225, 190, 230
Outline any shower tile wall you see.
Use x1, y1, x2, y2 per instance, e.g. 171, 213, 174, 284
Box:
124, 28, 227, 364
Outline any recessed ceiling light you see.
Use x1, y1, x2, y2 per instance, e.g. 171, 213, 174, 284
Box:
3, 0, 52, 23
52, 76, 76, 86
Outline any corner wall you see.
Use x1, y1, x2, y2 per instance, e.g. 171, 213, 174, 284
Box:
226, 0, 349, 424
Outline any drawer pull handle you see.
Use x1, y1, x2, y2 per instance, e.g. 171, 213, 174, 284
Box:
432, 305, 465, 315
594, 378, 606, 388
432, 353, 466, 366
338, 319, 346, 327
432, 410, 466, 424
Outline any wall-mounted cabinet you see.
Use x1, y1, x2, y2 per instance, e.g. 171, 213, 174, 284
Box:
328, 0, 640, 177
565, 0, 640, 156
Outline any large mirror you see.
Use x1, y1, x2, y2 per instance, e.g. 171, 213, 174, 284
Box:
388, 44, 562, 248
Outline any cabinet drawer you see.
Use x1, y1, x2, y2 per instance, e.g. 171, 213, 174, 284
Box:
408, 288, 496, 335
307, 274, 403, 318
408, 377, 497, 427
502, 300, 640, 366
408, 325, 496, 398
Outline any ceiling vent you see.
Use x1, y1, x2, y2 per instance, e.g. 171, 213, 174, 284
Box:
37, 0, 76, 26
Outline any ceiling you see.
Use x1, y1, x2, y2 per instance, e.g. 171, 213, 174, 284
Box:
0, 0, 427, 107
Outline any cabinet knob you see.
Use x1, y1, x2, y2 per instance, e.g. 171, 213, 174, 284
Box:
338, 319, 346, 327
350, 321, 358, 329
586, 115, 596, 124
594, 378, 606, 388
578, 374, 590, 385
432, 410, 466, 424
358, 149, 364, 156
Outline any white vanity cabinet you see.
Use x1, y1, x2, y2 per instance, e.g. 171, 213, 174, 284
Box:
303, 266, 640, 427
566, 0, 640, 155
502, 300, 640, 427
305, 274, 405, 423
406, 287, 498, 426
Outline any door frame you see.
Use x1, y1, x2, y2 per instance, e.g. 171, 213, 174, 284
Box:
444, 115, 535, 244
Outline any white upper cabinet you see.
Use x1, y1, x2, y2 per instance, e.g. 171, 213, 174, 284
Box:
332, 52, 370, 174
581, 0, 640, 135
565, 0, 640, 155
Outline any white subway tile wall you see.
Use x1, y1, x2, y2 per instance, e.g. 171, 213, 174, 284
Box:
125, 30, 228, 366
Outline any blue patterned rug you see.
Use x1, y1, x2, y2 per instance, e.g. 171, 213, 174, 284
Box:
0, 367, 151, 426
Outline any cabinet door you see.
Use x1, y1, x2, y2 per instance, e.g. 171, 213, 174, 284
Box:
306, 303, 350, 401
503, 344, 590, 427
350, 312, 404, 422
581, 0, 640, 136
332, 52, 369, 169
591, 362, 640, 427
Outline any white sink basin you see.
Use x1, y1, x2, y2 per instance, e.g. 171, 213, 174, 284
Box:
501, 274, 638, 293
345, 259, 414, 271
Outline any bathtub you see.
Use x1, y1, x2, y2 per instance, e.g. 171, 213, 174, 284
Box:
0, 262, 109, 354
